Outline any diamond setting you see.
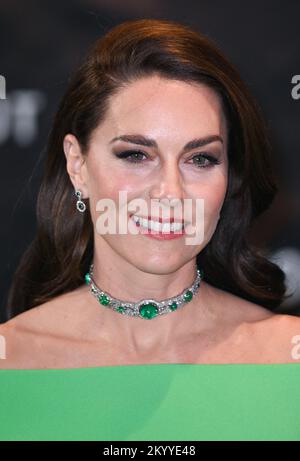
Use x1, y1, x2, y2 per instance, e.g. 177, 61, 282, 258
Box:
85, 264, 203, 320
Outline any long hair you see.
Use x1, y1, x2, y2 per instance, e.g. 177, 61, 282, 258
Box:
6, 18, 289, 317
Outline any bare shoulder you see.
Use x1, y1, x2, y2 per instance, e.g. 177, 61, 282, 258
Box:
205, 282, 300, 363
243, 312, 300, 363
203, 280, 276, 324
250, 310, 300, 341
0, 285, 87, 369
3, 284, 87, 334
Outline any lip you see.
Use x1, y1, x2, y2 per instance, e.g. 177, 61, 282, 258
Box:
129, 215, 185, 239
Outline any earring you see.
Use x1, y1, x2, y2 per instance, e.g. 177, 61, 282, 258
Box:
75, 189, 86, 212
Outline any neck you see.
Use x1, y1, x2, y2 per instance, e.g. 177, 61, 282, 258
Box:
81, 242, 215, 354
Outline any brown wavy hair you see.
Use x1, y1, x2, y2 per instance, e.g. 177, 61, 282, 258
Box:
6, 18, 289, 318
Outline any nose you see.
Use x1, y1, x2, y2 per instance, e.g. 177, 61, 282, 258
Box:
149, 160, 185, 202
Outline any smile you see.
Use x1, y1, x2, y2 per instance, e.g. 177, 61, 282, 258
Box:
131, 214, 185, 233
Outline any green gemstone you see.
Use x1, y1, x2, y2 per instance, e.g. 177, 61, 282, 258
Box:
169, 302, 178, 311
139, 303, 159, 319
85, 273, 91, 285
98, 294, 110, 306
183, 290, 193, 302
117, 306, 125, 313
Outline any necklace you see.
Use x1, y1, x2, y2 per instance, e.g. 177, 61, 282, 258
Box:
84, 264, 204, 320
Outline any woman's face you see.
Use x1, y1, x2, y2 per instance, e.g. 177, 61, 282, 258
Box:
65, 75, 228, 273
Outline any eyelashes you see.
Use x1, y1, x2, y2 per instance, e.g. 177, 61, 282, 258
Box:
114, 150, 221, 169
115, 150, 146, 163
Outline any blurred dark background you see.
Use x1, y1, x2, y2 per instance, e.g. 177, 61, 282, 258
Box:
0, 0, 299, 322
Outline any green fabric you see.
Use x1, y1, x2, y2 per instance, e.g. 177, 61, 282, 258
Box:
0, 363, 300, 441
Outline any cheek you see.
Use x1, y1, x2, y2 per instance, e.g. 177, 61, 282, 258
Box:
90, 166, 144, 198
196, 174, 227, 238
87, 168, 144, 224
205, 180, 227, 216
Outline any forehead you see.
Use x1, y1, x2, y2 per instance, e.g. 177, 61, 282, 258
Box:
97, 76, 227, 144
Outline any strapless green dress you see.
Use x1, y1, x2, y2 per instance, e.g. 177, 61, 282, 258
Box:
0, 363, 300, 440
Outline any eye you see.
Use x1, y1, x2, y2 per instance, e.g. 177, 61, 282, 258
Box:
114, 150, 148, 163
114, 150, 221, 168
190, 153, 220, 169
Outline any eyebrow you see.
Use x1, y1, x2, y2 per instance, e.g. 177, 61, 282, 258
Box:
109, 134, 223, 152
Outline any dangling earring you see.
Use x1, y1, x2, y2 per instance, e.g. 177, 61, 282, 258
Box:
75, 189, 86, 212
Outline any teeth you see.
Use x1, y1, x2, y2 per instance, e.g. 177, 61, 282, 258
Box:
132, 215, 184, 233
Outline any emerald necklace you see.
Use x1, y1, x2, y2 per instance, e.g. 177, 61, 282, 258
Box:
84, 264, 204, 320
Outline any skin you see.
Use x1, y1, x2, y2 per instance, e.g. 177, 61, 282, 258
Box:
1, 76, 300, 369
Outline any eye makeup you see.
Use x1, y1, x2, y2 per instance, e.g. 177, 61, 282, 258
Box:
113, 149, 221, 169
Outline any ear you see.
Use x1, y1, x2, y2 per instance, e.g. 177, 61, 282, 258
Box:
63, 133, 89, 198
